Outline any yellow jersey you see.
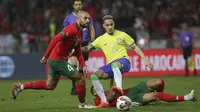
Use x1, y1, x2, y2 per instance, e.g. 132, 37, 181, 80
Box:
92, 30, 135, 63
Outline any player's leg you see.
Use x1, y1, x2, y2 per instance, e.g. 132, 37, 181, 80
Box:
70, 72, 87, 106
146, 79, 165, 92
69, 55, 78, 95
125, 81, 149, 105
12, 59, 74, 99
111, 58, 131, 95
62, 61, 96, 108
58, 61, 85, 104
138, 92, 184, 105
71, 72, 97, 108
90, 69, 110, 108
143, 89, 196, 104
183, 47, 189, 76
142, 92, 158, 104
111, 61, 123, 89
12, 69, 60, 100
89, 63, 114, 108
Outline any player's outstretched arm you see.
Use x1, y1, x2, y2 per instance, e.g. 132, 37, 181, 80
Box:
130, 43, 153, 70
42, 33, 64, 64
82, 44, 96, 52
75, 43, 87, 75
89, 25, 95, 42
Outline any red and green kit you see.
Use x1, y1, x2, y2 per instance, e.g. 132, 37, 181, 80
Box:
44, 23, 86, 77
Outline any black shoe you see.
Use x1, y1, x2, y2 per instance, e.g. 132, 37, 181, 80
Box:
71, 88, 77, 95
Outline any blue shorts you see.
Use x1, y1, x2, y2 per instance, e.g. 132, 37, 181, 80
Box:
99, 58, 131, 79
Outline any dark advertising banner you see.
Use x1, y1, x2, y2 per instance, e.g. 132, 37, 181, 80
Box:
0, 53, 46, 79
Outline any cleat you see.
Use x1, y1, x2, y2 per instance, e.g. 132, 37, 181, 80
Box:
112, 86, 124, 96
97, 101, 110, 108
12, 83, 22, 100
78, 103, 97, 109
188, 90, 197, 101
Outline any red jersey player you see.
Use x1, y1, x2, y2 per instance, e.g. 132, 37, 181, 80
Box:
92, 79, 196, 107
11, 11, 96, 109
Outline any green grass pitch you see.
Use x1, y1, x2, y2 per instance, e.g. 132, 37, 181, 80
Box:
0, 76, 199, 112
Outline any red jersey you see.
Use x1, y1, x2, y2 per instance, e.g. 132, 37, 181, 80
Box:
94, 88, 130, 106
44, 23, 86, 67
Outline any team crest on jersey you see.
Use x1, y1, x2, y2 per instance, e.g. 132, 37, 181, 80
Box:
117, 38, 122, 44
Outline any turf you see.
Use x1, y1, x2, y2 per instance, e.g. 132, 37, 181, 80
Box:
0, 76, 199, 112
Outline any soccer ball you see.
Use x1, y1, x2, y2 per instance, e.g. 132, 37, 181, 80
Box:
116, 96, 132, 111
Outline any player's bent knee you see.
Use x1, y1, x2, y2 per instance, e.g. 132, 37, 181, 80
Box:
90, 74, 99, 80
111, 62, 119, 69
71, 71, 82, 80
112, 61, 122, 69
93, 69, 109, 79
155, 79, 162, 86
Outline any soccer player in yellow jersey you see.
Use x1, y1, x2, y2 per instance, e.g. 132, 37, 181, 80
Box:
85, 15, 153, 108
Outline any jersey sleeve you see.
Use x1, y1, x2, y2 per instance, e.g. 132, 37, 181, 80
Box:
62, 26, 74, 38
44, 27, 73, 58
44, 33, 64, 58
123, 32, 135, 46
91, 36, 101, 48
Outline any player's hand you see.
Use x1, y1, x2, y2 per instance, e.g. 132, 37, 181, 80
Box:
81, 46, 88, 52
40, 57, 47, 64
145, 60, 153, 71
82, 66, 88, 77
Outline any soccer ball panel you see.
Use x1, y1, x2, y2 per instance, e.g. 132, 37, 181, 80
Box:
116, 96, 132, 111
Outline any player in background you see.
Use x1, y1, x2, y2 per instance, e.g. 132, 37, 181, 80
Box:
91, 79, 196, 106
63, 0, 95, 95
12, 11, 96, 109
85, 15, 153, 108
179, 22, 196, 76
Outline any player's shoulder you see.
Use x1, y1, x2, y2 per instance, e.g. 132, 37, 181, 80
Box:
65, 12, 74, 18
99, 33, 107, 38
63, 23, 77, 32
64, 23, 76, 28
115, 30, 127, 35
95, 33, 107, 40
114, 30, 129, 39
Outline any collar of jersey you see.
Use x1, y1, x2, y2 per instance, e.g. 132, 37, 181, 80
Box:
72, 12, 77, 16
106, 30, 116, 36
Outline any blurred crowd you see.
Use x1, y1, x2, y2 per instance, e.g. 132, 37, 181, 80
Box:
0, 0, 200, 53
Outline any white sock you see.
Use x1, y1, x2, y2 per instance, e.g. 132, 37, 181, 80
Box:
184, 95, 189, 100
112, 67, 122, 89
92, 80, 108, 103
20, 84, 24, 90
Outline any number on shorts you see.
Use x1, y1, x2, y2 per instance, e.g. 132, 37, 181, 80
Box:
67, 65, 74, 71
